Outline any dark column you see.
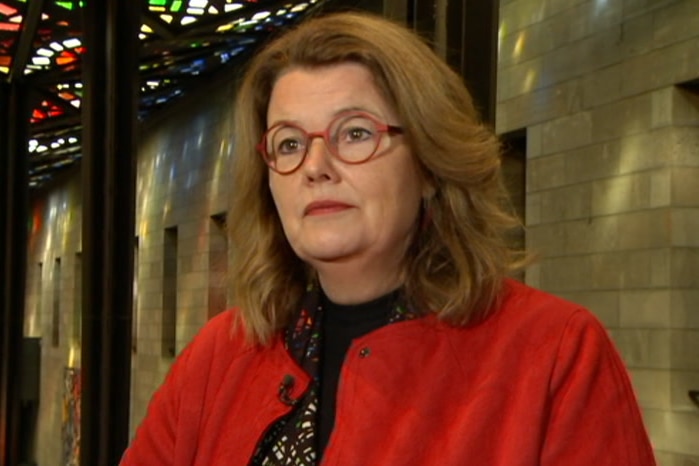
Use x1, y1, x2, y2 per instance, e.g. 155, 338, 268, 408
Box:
408, 0, 436, 42
80, 0, 139, 464
398, 0, 498, 123
445, 0, 498, 123
0, 80, 8, 466
0, 80, 30, 466
378, 0, 498, 122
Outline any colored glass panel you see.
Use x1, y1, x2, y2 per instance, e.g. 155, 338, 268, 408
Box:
31, 99, 66, 124
24, 1, 84, 75
28, 125, 81, 187
13, 0, 329, 187
51, 81, 83, 108
0, 0, 26, 74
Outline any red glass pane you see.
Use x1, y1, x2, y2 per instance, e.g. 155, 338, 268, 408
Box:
32, 109, 46, 121
0, 3, 17, 15
56, 51, 77, 66
0, 22, 19, 31
58, 91, 77, 100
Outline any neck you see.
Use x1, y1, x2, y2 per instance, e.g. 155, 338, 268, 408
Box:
315, 258, 404, 305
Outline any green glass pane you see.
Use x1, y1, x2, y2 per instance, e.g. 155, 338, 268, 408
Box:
171, 0, 182, 12
149, 0, 167, 5
55, 1, 74, 9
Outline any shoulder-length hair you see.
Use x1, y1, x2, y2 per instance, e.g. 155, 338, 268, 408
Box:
229, 11, 523, 344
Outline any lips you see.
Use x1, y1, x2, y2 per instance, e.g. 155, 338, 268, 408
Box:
303, 200, 353, 216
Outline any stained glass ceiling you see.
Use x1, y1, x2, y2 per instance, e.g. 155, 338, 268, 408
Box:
0, 0, 328, 188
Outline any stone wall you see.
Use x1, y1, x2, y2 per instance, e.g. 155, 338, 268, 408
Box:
497, 1, 699, 463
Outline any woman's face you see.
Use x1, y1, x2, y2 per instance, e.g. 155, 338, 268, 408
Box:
266, 62, 426, 288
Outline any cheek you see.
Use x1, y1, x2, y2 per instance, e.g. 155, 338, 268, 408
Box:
385, 169, 424, 217
365, 179, 421, 231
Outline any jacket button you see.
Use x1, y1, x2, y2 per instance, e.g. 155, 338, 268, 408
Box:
359, 347, 371, 358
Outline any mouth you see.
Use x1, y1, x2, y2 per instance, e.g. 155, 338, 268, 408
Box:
304, 200, 353, 216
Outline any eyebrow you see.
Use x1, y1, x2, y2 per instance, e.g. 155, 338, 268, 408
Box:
266, 106, 381, 129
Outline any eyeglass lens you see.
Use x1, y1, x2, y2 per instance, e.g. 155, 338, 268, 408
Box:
266, 114, 384, 172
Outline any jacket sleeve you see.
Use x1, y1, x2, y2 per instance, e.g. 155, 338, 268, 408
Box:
119, 310, 236, 465
541, 309, 657, 465
119, 340, 194, 466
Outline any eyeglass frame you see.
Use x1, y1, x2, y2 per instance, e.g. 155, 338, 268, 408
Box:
256, 111, 404, 175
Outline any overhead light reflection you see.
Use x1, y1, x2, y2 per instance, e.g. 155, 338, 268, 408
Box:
513, 32, 526, 61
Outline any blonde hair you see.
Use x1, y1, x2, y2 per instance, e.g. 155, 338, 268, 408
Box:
229, 11, 523, 344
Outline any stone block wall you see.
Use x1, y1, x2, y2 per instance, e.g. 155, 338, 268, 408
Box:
129, 78, 237, 436
498, 0, 699, 463
24, 176, 83, 465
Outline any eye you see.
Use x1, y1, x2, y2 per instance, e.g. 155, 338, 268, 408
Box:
276, 138, 303, 155
336, 116, 377, 144
270, 126, 306, 156
344, 127, 373, 142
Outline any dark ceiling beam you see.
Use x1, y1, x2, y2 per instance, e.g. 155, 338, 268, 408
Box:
30, 160, 80, 177
140, 44, 231, 67
139, 50, 242, 79
30, 115, 81, 135
30, 145, 81, 162
8, 0, 45, 83
25, 68, 82, 87
141, 11, 176, 40
30, 125, 82, 140
140, 31, 264, 53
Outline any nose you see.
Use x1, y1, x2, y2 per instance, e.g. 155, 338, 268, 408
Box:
301, 136, 338, 182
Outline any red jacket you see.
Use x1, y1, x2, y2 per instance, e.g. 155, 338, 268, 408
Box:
121, 280, 656, 465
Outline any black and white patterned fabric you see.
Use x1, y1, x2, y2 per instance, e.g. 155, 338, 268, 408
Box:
250, 283, 417, 465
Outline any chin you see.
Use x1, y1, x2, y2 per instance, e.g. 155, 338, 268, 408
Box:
293, 243, 360, 264
299, 250, 353, 264
291, 232, 360, 258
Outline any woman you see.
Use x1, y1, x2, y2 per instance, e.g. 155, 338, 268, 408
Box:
122, 11, 656, 466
